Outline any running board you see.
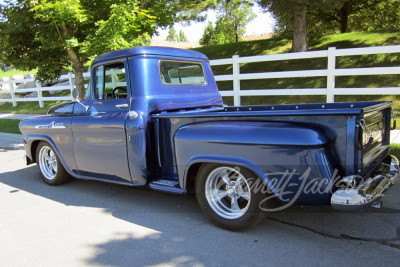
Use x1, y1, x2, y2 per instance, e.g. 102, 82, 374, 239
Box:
149, 180, 186, 194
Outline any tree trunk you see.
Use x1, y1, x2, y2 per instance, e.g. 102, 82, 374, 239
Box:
67, 49, 85, 101
233, 17, 239, 42
339, 6, 349, 33
59, 24, 85, 101
292, 3, 307, 52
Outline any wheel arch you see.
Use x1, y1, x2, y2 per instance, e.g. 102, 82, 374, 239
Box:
181, 156, 268, 192
30, 140, 41, 163
24, 135, 74, 177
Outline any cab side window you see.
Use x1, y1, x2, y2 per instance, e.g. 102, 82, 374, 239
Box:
94, 63, 128, 100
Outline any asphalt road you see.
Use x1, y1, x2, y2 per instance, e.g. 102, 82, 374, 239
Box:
1, 136, 400, 266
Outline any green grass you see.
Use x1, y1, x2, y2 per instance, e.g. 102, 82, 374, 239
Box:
390, 143, 400, 159
0, 69, 38, 79
0, 119, 21, 134
0, 101, 56, 114
1, 30, 400, 113
0, 90, 72, 114
0, 60, 93, 80
194, 30, 400, 59
193, 30, 400, 107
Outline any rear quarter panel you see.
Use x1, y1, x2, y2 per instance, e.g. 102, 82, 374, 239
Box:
172, 120, 339, 206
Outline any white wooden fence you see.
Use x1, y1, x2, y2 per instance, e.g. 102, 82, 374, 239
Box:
0, 45, 399, 108
0, 72, 90, 108
211, 45, 400, 106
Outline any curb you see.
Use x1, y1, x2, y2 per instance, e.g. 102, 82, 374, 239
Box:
0, 113, 39, 120
0, 132, 23, 150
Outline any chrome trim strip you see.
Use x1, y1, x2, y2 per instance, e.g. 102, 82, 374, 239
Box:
331, 155, 399, 210
116, 104, 129, 108
35, 121, 66, 129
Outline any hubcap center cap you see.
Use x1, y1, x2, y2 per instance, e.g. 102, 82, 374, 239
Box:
226, 186, 236, 198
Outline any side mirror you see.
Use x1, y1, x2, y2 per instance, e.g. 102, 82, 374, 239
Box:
72, 88, 89, 112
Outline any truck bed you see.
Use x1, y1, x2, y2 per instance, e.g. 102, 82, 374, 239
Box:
152, 101, 392, 187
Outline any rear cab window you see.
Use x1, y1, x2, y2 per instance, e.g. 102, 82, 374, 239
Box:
159, 61, 206, 85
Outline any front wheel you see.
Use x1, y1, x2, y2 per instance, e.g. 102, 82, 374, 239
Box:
196, 164, 266, 230
36, 141, 71, 186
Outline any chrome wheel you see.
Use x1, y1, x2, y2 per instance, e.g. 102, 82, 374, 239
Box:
205, 167, 251, 219
38, 145, 57, 180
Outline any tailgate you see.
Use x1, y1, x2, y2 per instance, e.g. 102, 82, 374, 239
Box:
359, 102, 392, 176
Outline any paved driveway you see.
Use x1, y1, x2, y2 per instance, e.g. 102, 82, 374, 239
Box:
1, 137, 400, 266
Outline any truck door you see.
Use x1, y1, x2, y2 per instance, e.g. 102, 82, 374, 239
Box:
72, 60, 132, 184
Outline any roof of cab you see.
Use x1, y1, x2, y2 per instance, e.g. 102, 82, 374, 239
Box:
93, 46, 208, 64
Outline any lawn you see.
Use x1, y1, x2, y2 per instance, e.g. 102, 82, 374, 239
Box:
0, 119, 21, 134
1, 29, 399, 113
0, 69, 38, 80
0, 60, 93, 80
194, 30, 400, 107
390, 143, 400, 160
0, 90, 73, 114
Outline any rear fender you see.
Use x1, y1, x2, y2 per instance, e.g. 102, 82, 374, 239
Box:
175, 121, 337, 205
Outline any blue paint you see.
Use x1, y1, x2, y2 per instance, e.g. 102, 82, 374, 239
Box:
19, 46, 393, 207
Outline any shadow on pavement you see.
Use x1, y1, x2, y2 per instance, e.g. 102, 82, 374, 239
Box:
1, 164, 400, 266
0, 144, 25, 151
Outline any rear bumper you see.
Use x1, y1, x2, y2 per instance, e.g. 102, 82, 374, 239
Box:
331, 155, 399, 210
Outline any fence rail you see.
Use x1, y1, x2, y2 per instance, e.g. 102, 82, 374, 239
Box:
0, 72, 90, 108
212, 45, 400, 105
1, 45, 399, 107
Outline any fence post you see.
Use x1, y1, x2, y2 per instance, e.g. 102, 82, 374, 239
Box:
36, 81, 44, 108
68, 72, 75, 99
111, 70, 117, 88
327, 47, 336, 103
232, 55, 241, 106
9, 81, 17, 107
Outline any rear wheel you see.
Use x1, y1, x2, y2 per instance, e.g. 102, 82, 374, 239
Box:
196, 164, 266, 230
36, 141, 71, 186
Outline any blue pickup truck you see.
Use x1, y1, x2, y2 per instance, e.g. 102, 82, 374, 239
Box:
20, 47, 399, 230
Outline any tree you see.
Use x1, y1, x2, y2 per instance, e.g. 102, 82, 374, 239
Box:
178, 30, 188, 42
166, 27, 188, 42
351, 0, 400, 32
307, 0, 400, 34
199, 21, 216, 45
218, 0, 255, 42
258, 0, 310, 52
292, 2, 307, 52
199, 20, 233, 46
261, 0, 399, 47
166, 27, 177, 41
258, 0, 344, 52
199, 0, 255, 46
0, 0, 185, 100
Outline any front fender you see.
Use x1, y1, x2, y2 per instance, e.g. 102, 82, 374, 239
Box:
23, 134, 76, 176
20, 115, 76, 175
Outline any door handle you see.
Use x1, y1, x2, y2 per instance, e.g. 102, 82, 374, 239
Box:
115, 104, 129, 108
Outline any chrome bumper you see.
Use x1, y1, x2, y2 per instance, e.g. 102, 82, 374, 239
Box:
331, 155, 400, 210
